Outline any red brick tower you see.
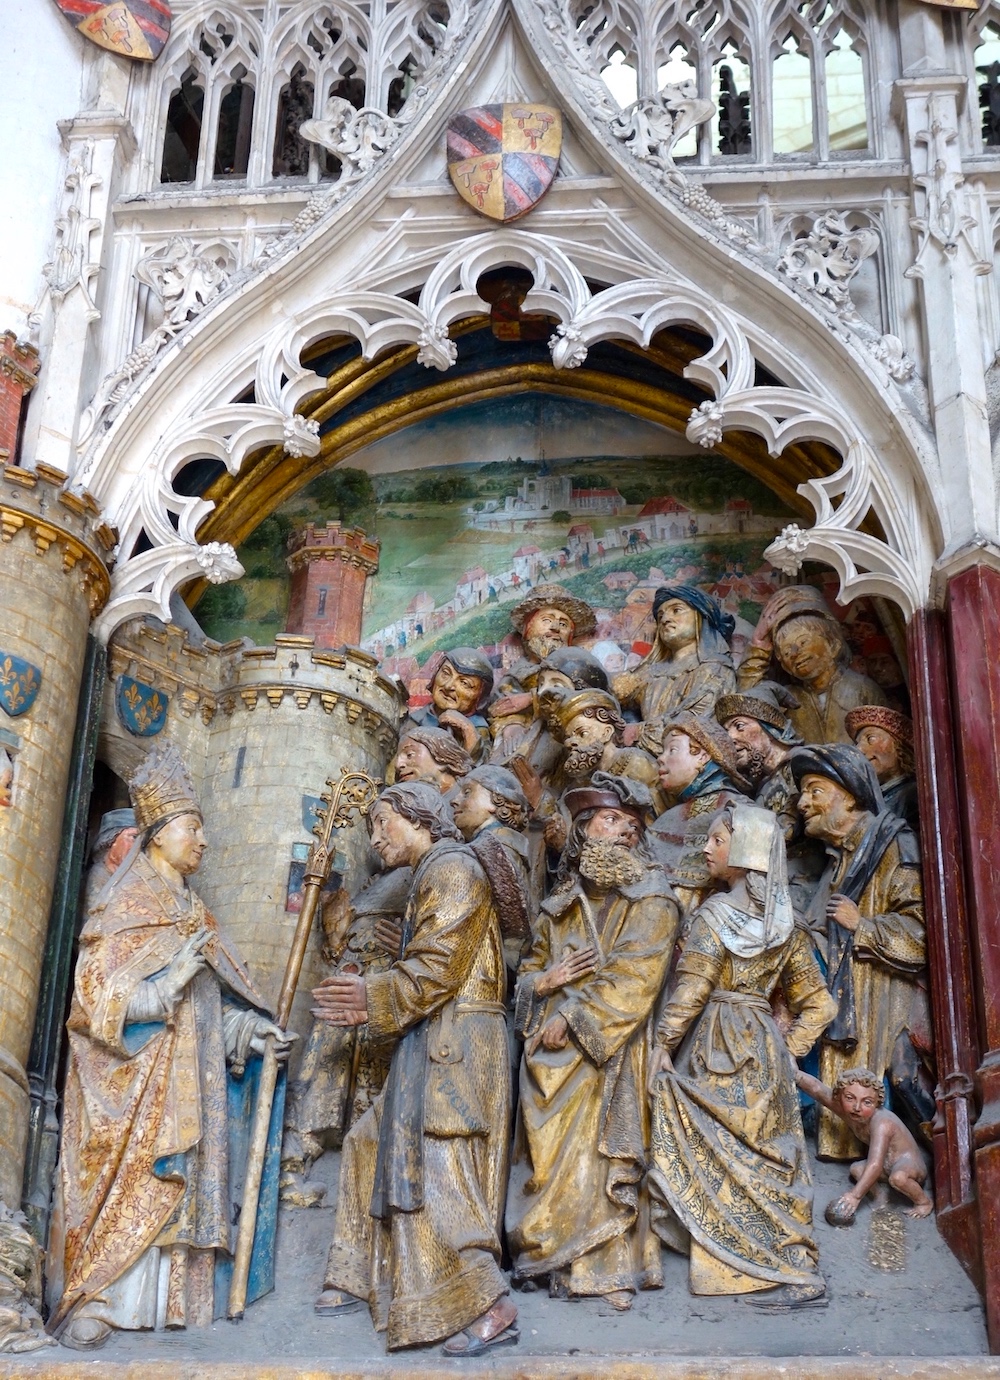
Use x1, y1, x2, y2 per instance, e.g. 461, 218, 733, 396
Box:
284, 522, 380, 648
0, 332, 40, 462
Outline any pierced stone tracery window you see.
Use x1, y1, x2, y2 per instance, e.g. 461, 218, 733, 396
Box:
572, 0, 870, 164
151, 1, 458, 192
974, 20, 1000, 148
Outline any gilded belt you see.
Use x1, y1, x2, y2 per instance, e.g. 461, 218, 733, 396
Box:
453, 1000, 508, 1016
708, 990, 771, 1015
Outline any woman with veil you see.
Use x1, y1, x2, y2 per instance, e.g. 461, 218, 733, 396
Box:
646, 804, 836, 1309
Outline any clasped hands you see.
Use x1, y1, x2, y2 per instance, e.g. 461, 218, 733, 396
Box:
312, 972, 369, 1027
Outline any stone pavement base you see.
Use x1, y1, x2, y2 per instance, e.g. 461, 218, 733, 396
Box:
2, 1358, 999, 1379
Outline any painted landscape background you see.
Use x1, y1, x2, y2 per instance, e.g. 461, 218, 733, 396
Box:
194, 396, 908, 703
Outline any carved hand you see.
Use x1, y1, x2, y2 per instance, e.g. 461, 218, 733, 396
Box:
536, 944, 598, 997
312, 973, 368, 1027
542, 815, 568, 853
249, 1017, 298, 1061
509, 756, 544, 812
647, 1044, 674, 1094
538, 1013, 569, 1050
373, 916, 404, 958
161, 927, 211, 1000
437, 710, 480, 754
827, 894, 861, 932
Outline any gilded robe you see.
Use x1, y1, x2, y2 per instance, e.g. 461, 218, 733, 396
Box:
50, 852, 276, 1336
613, 653, 736, 756
506, 866, 678, 1299
323, 841, 510, 1350
648, 912, 836, 1295
283, 867, 411, 1174
808, 817, 926, 1158
738, 651, 887, 745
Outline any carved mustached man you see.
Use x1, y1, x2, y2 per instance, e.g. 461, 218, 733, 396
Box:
49, 745, 293, 1350
507, 773, 678, 1311
312, 783, 517, 1356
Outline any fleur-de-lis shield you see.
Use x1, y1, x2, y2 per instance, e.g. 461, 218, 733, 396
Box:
51, 1, 172, 61
0, 654, 41, 718
116, 676, 169, 737
447, 103, 562, 222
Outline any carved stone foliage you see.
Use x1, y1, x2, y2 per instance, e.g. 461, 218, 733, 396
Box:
608, 84, 715, 166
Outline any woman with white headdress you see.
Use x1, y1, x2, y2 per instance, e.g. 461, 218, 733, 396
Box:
646, 804, 836, 1309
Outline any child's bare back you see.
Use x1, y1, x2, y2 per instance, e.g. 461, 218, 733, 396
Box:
794, 1066, 933, 1223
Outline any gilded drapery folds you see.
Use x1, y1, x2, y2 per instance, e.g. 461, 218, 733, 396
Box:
648, 911, 836, 1296
506, 867, 678, 1300
49, 852, 275, 1337
322, 841, 510, 1350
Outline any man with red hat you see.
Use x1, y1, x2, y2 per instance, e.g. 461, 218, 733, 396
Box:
507, 774, 678, 1312
845, 706, 918, 829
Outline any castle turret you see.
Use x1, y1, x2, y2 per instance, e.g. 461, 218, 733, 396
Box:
285, 522, 380, 649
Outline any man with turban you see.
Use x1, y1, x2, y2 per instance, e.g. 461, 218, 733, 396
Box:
551, 689, 664, 812
738, 585, 886, 744
491, 645, 609, 784
613, 585, 736, 755
648, 711, 750, 919
50, 745, 292, 1349
790, 744, 927, 1159
402, 646, 494, 761
845, 706, 919, 829
507, 774, 678, 1311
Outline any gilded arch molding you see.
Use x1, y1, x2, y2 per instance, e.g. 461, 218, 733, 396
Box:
86, 233, 940, 639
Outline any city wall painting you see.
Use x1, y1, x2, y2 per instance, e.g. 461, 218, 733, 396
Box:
195, 394, 909, 706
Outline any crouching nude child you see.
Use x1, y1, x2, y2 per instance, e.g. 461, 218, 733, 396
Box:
795, 1067, 933, 1223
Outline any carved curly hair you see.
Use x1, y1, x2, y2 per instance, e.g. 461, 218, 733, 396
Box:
832, 1067, 886, 1106
372, 781, 463, 842
399, 725, 472, 778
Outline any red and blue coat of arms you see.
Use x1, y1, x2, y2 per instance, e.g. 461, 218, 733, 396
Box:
447, 104, 562, 222
51, 1, 171, 61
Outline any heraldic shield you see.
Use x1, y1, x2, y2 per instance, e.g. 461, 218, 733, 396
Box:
0, 653, 41, 719
447, 104, 562, 222
51, 0, 172, 61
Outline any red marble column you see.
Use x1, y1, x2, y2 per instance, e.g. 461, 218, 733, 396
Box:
907, 609, 979, 1278
942, 564, 1000, 1347
284, 522, 379, 649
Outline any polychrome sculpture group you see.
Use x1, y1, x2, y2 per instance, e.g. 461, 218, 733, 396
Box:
49, 581, 932, 1353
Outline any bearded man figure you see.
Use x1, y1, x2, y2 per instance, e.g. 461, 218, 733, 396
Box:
790, 744, 928, 1159
401, 646, 494, 761
312, 783, 516, 1356
507, 774, 678, 1312
49, 745, 293, 1350
490, 586, 597, 740
491, 645, 608, 777
613, 585, 736, 755
738, 586, 886, 744
551, 689, 664, 812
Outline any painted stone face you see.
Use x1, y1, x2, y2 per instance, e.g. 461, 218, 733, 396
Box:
854, 724, 900, 782
656, 729, 709, 793
369, 801, 426, 869
524, 609, 574, 660
451, 779, 494, 839
563, 711, 615, 749
431, 659, 485, 716
150, 813, 206, 877
773, 615, 839, 687
656, 599, 700, 653
584, 807, 640, 846
797, 773, 858, 839
394, 738, 443, 785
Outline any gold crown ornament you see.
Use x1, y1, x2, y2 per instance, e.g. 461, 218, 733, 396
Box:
130, 742, 201, 834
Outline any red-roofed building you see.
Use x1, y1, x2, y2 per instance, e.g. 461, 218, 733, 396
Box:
570, 486, 624, 514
